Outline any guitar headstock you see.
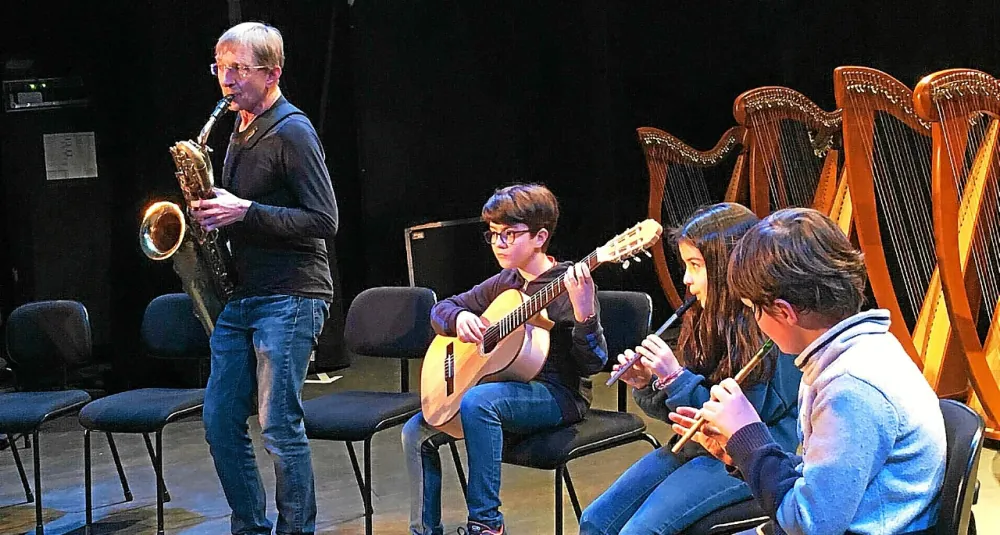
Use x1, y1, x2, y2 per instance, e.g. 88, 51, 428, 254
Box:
596, 219, 663, 266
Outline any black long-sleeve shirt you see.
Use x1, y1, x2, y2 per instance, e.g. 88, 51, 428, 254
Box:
220, 96, 339, 300
430, 261, 608, 423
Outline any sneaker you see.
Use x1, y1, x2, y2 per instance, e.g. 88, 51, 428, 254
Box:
457, 520, 504, 535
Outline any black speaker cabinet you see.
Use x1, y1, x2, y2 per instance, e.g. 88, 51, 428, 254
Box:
404, 217, 497, 300
1, 78, 113, 347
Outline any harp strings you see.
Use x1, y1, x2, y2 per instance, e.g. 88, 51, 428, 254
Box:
850, 91, 936, 328
752, 112, 826, 212
645, 140, 713, 295
937, 103, 1000, 341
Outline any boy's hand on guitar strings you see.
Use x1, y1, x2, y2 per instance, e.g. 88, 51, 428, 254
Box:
701, 378, 763, 439
564, 262, 596, 322
456, 311, 490, 344
612, 349, 653, 389
669, 406, 733, 465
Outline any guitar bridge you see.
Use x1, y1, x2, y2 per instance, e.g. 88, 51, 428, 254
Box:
445, 342, 454, 396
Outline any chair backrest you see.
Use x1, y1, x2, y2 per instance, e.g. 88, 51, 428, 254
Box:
597, 291, 653, 372
344, 287, 437, 360
597, 291, 652, 412
5, 300, 92, 381
936, 398, 984, 535
141, 293, 211, 360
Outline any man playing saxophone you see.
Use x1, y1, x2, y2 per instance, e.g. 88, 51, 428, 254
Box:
190, 21, 339, 535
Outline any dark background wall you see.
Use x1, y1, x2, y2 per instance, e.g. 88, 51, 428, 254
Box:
3, 0, 999, 388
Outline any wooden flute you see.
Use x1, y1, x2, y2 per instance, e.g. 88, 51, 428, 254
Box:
605, 295, 698, 386
670, 339, 775, 454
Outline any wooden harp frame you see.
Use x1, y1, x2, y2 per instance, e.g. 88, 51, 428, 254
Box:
638, 126, 749, 309
835, 66, 968, 399
734, 86, 844, 218
914, 68, 1000, 436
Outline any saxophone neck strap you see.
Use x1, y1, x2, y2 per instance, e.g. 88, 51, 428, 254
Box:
236, 96, 306, 150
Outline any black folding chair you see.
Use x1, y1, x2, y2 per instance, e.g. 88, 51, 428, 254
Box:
79, 293, 208, 535
302, 286, 464, 535
0, 300, 119, 534
446, 290, 662, 534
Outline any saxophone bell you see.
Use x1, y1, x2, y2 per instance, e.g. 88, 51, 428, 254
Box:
137, 96, 235, 335
139, 201, 187, 260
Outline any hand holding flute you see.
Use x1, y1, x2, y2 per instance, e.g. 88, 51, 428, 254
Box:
607, 296, 696, 387
668, 340, 774, 455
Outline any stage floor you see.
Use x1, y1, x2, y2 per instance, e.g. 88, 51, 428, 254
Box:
2, 355, 998, 534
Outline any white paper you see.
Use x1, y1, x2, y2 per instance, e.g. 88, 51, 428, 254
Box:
42, 132, 98, 180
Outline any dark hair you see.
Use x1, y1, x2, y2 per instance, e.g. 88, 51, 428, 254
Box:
482, 183, 559, 252
728, 207, 867, 322
674, 203, 770, 385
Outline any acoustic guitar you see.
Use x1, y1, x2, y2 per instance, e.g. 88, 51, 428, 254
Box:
420, 219, 663, 437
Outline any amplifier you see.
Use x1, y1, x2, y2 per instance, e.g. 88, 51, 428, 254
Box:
404, 217, 497, 300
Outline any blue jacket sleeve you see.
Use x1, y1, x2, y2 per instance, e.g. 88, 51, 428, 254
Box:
569, 294, 608, 375
633, 353, 798, 432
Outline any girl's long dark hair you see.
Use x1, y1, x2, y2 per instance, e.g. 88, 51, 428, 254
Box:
674, 203, 771, 386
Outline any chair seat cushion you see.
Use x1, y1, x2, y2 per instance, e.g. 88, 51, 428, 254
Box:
304, 391, 420, 442
681, 498, 767, 535
503, 409, 648, 469
79, 388, 205, 433
0, 390, 91, 433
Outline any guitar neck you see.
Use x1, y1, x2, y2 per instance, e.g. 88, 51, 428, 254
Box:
494, 251, 601, 339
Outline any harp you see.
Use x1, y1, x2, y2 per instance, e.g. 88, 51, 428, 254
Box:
835, 66, 969, 399
638, 126, 749, 309
734, 86, 845, 220
914, 69, 1000, 438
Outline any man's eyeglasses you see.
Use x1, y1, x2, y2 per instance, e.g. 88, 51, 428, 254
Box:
210, 63, 270, 79
483, 228, 532, 246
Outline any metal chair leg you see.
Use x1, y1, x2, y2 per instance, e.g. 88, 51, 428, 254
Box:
554, 465, 564, 535
448, 440, 469, 497
143, 433, 171, 502
155, 431, 165, 535
106, 433, 133, 501
8, 433, 34, 502
345, 441, 374, 524
643, 433, 662, 449
85, 430, 93, 533
33, 430, 44, 534
364, 439, 373, 535
563, 467, 582, 520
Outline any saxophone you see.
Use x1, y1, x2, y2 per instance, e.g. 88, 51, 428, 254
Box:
139, 95, 236, 334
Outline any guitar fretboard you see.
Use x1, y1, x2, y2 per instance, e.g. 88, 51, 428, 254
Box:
481, 251, 600, 352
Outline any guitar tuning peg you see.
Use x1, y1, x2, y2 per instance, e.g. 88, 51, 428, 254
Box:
644, 250, 653, 258
633, 256, 642, 263
622, 260, 630, 270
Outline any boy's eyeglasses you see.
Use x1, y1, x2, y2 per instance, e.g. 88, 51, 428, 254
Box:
210, 63, 270, 79
483, 229, 532, 246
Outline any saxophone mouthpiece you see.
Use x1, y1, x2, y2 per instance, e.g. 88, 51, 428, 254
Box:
197, 96, 236, 146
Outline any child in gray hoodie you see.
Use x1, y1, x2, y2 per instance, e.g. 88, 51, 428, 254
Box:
670, 207, 946, 535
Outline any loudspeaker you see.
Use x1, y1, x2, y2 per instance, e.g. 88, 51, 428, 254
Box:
405, 217, 497, 300
1, 78, 113, 347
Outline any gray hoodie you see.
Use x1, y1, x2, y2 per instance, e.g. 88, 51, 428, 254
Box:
727, 309, 946, 535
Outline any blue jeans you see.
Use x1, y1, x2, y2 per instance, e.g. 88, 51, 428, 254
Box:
402, 381, 565, 535
204, 295, 329, 535
579, 446, 751, 535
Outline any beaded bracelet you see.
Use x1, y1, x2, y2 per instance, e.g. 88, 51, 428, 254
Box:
652, 367, 685, 391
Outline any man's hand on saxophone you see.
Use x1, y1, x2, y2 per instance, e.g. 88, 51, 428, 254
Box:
190, 187, 252, 231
